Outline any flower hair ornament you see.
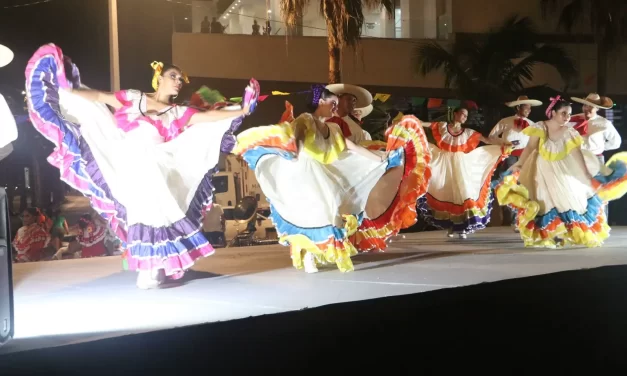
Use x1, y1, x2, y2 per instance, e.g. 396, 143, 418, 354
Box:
150, 61, 190, 91
310, 84, 327, 106
545, 95, 561, 118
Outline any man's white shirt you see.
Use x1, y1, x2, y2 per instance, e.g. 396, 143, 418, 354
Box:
568, 113, 621, 155
489, 115, 533, 152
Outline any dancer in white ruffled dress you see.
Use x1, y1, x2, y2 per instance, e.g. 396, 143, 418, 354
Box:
417, 107, 510, 238
494, 97, 627, 248
235, 87, 432, 272
25, 44, 259, 289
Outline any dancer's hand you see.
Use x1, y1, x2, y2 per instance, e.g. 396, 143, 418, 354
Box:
381, 151, 390, 162
241, 102, 251, 116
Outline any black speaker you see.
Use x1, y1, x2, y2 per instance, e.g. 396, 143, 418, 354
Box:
0, 188, 14, 346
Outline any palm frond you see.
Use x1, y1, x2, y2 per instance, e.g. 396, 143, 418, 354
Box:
279, 0, 310, 29
318, 0, 393, 48
410, 15, 577, 106
504, 45, 577, 92
541, 0, 627, 53
412, 42, 472, 91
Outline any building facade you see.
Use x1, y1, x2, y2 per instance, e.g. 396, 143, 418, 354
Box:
171, 0, 627, 98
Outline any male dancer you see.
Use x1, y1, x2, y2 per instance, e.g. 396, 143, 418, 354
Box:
490, 95, 542, 231
326, 83, 373, 144
570, 93, 621, 219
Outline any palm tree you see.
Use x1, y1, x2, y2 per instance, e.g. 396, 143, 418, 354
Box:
280, 0, 394, 84
540, 0, 627, 94
412, 15, 577, 127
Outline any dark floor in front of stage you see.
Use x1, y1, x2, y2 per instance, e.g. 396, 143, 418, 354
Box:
3, 264, 627, 374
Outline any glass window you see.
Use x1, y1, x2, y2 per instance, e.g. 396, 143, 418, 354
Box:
213, 175, 229, 193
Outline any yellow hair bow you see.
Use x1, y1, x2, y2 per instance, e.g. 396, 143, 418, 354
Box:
151, 61, 164, 91
150, 61, 190, 91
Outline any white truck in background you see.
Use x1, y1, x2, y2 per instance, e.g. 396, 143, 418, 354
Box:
211, 154, 277, 246
212, 154, 268, 209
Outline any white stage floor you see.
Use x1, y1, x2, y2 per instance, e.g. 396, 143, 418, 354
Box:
3, 227, 627, 355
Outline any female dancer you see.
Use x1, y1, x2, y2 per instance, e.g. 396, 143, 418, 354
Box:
25, 44, 259, 288
494, 98, 627, 247
234, 88, 431, 273
13, 208, 50, 263
75, 214, 110, 258
417, 107, 511, 238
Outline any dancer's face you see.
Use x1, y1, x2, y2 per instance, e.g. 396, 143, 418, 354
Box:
517, 104, 531, 118
338, 94, 357, 115
552, 105, 572, 125
318, 95, 338, 118
158, 68, 185, 96
454, 109, 468, 124
22, 211, 35, 226
582, 104, 598, 120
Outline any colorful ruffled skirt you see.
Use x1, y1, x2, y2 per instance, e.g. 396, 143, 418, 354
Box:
493, 150, 627, 247
25, 44, 259, 277
417, 145, 508, 234
234, 115, 431, 272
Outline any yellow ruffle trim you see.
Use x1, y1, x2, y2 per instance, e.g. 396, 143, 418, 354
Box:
523, 127, 583, 161
494, 173, 610, 248
286, 215, 359, 273
234, 121, 296, 155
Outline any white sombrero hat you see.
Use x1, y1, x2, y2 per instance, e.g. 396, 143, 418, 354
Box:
505, 95, 542, 107
571, 93, 613, 109
0, 44, 13, 68
354, 104, 373, 119
325, 83, 372, 108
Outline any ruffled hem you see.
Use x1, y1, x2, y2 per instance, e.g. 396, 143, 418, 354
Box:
595, 153, 627, 201
493, 152, 627, 248
269, 208, 360, 272
25, 44, 258, 277
417, 146, 508, 234
125, 233, 215, 277
233, 121, 298, 167
353, 115, 432, 251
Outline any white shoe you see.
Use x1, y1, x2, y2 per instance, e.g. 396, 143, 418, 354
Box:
458, 233, 467, 239
447, 230, 455, 238
136, 269, 165, 289
303, 252, 319, 274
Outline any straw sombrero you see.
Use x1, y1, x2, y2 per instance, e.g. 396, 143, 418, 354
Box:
571, 93, 613, 109
354, 104, 373, 119
325, 83, 372, 108
0, 44, 13, 68
505, 95, 542, 107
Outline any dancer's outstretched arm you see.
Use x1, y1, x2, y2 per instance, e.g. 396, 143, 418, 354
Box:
479, 135, 507, 145
189, 102, 250, 126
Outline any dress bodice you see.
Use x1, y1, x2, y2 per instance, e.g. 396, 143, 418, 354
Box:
523, 121, 583, 161
114, 90, 199, 142
293, 113, 346, 164
431, 122, 481, 153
